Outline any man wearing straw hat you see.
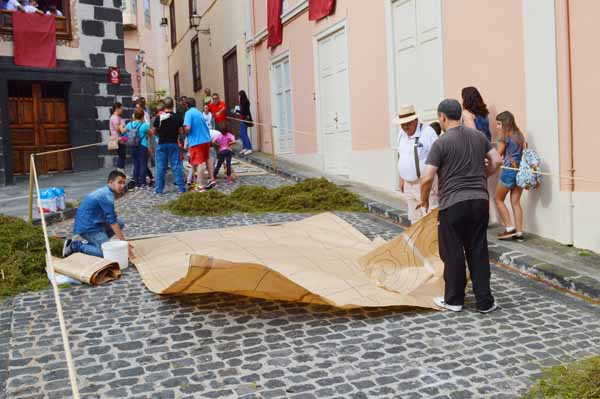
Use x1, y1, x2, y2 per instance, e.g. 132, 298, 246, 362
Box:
394, 104, 439, 224
62, 170, 134, 259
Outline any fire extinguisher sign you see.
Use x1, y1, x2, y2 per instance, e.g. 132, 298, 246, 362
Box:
109, 67, 121, 85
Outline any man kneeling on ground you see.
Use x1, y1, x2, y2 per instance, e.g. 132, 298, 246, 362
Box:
62, 170, 134, 259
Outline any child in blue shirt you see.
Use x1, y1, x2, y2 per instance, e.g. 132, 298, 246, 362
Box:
125, 109, 150, 188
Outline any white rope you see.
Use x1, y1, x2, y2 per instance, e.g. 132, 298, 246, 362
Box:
30, 155, 80, 399
35, 142, 101, 156
227, 116, 317, 137
227, 116, 600, 185
500, 165, 600, 184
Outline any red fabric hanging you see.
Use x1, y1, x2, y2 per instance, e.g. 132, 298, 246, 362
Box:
267, 0, 283, 48
309, 0, 335, 21
12, 12, 56, 68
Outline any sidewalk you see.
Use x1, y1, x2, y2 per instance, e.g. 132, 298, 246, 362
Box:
0, 167, 115, 219
242, 151, 600, 302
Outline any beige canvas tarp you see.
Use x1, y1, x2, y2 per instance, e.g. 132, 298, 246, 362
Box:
131, 210, 444, 309
51, 253, 122, 285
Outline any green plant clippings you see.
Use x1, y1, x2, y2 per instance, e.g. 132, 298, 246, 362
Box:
161, 178, 365, 217
0, 215, 61, 300
521, 355, 600, 399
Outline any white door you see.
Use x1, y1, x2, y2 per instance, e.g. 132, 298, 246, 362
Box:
317, 27, 351, 176
391, 0, 443, 123
272, 57, 294, 154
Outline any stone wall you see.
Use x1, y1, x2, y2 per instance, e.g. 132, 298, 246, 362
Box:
0, 0, 133, 185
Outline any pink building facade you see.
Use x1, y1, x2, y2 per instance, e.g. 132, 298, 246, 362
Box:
240, 0, 600, 251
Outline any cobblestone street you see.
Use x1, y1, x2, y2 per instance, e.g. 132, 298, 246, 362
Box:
2, 173, 600, 399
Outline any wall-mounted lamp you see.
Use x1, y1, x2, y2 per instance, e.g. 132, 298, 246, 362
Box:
189, 13, 211, 45
189, 14, 202, 31
135, 49, 146, 65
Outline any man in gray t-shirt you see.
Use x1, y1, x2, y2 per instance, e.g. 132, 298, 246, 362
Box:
426, 123, 492, 211
417, 99, 502, 314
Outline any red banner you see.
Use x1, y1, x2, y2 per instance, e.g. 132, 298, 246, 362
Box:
267, 0, 283, 48
13, 12, 56, 68
309, 0, 336, 21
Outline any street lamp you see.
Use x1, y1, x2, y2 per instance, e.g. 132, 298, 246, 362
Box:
189, 13, 211, 43
135, 50, 146, 66
135, 50, 146, 95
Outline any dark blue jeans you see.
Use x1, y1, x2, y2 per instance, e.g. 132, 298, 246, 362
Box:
155, 143, 186, 194
240, 122, 252, 150
132, 145, 148, 187
71, 220, 125, 258
117, 143, 127, 169
214, 150, 233, 177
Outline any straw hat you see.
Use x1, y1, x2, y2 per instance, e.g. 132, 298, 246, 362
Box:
393, 104, 419, 125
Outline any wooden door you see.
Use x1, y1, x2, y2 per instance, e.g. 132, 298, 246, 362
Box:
318, 27, 351, 176
39, 83, 71, 173
8, 82, 71, 175
222, 47, 239, 135
272, 56, 294, 154
8, 83, 36, 175
391, 0, 443, 122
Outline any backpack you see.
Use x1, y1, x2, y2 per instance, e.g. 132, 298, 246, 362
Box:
516, 148, 541, 189
126, 121, 143, 147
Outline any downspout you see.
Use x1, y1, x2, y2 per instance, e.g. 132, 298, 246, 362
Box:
555, 0, 575, 245
164, 2, 173, 98
250, 0, 262, 151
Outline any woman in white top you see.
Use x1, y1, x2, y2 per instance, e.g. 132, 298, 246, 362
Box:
4, 0, 23, 11
202, 104, 214, 130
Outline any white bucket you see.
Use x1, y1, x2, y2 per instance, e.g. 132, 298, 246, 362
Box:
101, 240, 129, 270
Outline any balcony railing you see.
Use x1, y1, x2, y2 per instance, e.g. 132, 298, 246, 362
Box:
0, 10, 72, 41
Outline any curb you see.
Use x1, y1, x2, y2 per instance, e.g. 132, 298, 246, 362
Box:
239, 152, 600, 303
32, 207, 77, 227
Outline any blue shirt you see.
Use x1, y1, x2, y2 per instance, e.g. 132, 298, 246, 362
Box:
474, 115, 492, 142
125, 120, 150, 147
184, 107, 211, 147
501, 134, 523, 167
73, 186, 118, 235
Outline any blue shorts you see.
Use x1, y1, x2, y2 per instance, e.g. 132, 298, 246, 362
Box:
500, 168, 518, 189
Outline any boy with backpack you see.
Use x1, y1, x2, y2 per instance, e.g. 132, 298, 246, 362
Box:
125, 109, 151, 188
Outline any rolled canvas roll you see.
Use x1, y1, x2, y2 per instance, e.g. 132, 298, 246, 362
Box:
52, 253, 122, 285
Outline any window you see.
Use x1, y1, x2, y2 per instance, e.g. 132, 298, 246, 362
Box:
144, 0, 151, 29
0, 0, 72, 40
282, 0, 288, 13
169, 1, 177, 48
174, 72, 181, 100
191, 37, 201, 92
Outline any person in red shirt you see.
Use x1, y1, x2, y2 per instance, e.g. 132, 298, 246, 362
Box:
208, 93, 227, 131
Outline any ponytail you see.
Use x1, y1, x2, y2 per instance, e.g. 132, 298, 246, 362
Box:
111, 102, 123, 114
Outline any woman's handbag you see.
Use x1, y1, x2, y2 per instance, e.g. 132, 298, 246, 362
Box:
244, 115, 254, 128
108, 135, 119, 151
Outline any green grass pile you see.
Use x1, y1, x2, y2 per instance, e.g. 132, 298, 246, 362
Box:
0, 215, 62, 300
162, 178, 365, 217
522, 355, 600, 399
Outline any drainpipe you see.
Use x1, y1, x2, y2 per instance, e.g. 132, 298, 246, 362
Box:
250, 0, 262, 152
555, 0, 575, 245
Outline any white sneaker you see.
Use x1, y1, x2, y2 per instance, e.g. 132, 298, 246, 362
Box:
479, 302, 499, 314
433, 297, 463, 312
62, 238, 73, 258
240, 149, 249, 155
245, 149, 253, 155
